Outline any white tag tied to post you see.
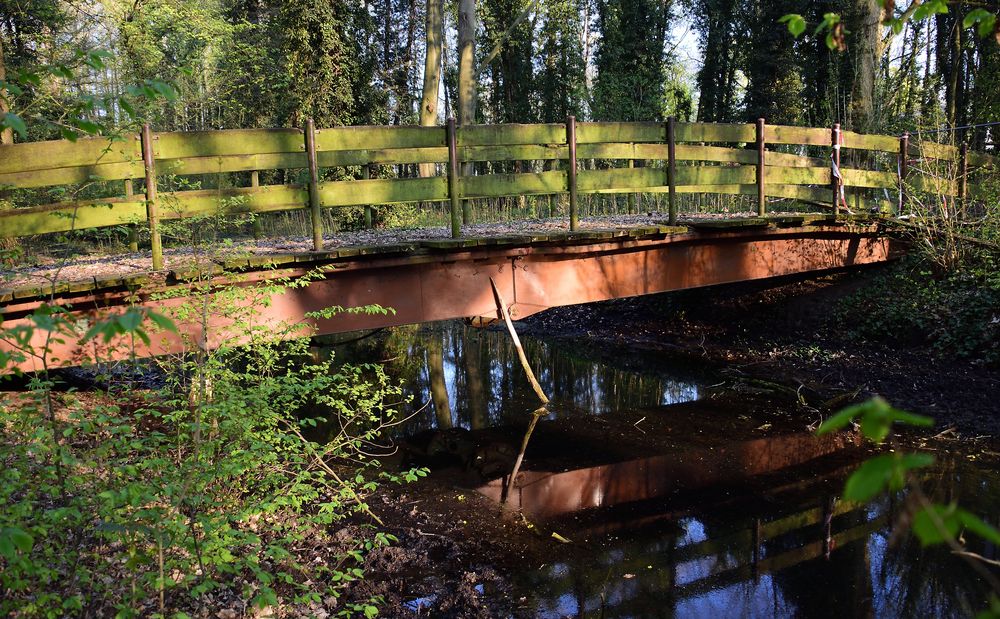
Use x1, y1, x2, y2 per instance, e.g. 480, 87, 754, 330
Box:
831, 153, 847, 204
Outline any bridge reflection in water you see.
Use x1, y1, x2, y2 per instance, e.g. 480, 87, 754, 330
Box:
328, 321, 998, 618
483, 449, 999, 618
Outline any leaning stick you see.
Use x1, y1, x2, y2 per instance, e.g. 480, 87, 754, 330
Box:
489, 277, 549, 405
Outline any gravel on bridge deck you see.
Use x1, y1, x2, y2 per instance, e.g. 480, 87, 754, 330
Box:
2, 211, 842, 295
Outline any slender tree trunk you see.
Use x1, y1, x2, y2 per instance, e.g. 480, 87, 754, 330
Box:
402, 0, 417, 121
948, 14, 961, 127
922, 17, 935, 123
582, 0, 592, 90
456, 0, 478, 221
419, 0, 443, 177
0, 35, 12, 145
457, 0, 476, 127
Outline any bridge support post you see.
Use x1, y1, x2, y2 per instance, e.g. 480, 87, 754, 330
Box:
756, 118, 766, 217
566, 115, 578, 231
304, 118, 323, 251
627, 151, 636, 214
140, 124, 163, 269
446, 117, 462, 238
667, 117, 677, 225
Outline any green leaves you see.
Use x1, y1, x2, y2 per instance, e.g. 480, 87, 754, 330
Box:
80, 308, 177, 347
779, 14, 806, 38
964, 9, 999, 40
843, 452, 934, 501
777, 12, 845, 51
1, 49, 179, 142
913, 0, 949, 20
0, 526, 34, 560
2, 112, 27, 139
912, 504, 1000, 547
817, 396, 933, 443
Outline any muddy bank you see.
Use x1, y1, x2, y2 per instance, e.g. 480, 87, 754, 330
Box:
517, 264, 1000, 440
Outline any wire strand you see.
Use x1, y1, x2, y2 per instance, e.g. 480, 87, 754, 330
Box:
909, 121, 1000, 136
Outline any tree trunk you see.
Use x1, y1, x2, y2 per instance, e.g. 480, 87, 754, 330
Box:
0, 35, 13, 145
849, 0, 883, 131
457, 0, 477, 221
948, 14, 961, 127
582, 0, 592, 90
419, 0, 443, 177
457, 0, 476, 127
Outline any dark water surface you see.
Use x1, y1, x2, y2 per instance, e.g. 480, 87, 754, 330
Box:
321, 321, 999, 618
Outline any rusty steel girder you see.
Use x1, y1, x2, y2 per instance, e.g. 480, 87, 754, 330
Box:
0, 225, 901, 372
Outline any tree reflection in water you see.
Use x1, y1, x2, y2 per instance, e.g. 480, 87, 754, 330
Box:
319, 320, 701, 434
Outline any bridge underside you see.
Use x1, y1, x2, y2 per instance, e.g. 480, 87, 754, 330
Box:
1, 221, 902, 372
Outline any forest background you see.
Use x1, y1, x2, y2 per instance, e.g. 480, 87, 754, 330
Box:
2, 0, 997, 150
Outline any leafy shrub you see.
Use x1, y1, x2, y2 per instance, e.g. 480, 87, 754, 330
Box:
0, 279, 421, 616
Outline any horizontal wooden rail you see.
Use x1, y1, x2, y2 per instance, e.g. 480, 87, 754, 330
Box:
0, 119, 995, 253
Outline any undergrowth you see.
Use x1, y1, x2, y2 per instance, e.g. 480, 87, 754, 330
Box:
0, 265, 425, 617
835, 255, 1000, 365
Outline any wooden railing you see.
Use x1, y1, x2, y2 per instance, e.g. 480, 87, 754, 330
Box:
1, 117, 995, 268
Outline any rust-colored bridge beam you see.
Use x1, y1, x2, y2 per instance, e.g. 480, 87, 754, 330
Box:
0, 224, 902, 373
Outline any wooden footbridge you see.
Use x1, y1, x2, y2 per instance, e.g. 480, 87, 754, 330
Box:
0, 118, 994, 372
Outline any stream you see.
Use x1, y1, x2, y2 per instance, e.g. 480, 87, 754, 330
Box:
317, 321, 1000, 618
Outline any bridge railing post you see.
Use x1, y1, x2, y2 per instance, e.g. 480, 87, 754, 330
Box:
899, 132, 909, 216
250, 170, 263, 239
363, 164, 374, 228
446, 117, 462, 239
124, 179, 139, 253
756, 118, 766, 217
831, 122, 841, 217
140, 124, 163, 270
304, 118, 323, 251
959, 142, 968, 221
566, 115, 578, 231
667, 117, 677, 225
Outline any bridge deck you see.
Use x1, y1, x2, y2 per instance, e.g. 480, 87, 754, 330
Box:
2, 212, 858, 302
